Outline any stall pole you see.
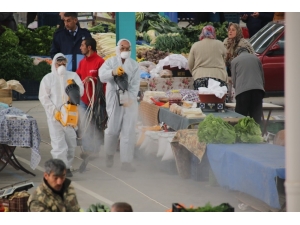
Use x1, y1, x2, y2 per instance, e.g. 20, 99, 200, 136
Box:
285, 12, 300, 212
115, 12, 136, 60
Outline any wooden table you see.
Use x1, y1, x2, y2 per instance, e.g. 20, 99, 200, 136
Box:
225, 102, 284, 136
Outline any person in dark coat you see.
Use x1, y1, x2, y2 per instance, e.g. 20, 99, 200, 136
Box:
240, 12, 274, 38
26, 12, 37, 27
194, 12, 226, 25
231, 47, 265, 124
50, 12, 91, 72
0, 12, 17, 35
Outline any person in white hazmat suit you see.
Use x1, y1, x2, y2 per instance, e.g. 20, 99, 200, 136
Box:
99, 39, 140, 172
39, 53, 84, 177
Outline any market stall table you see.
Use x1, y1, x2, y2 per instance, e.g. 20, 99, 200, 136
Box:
159, 107, 245, 131
0, 107, 41, 176
206, 143, 285, 209
225, 102, 284, 136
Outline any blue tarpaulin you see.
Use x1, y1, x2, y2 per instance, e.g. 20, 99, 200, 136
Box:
206, 143, 285, 209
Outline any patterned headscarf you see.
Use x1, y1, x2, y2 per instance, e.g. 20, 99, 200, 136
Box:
224, 22, 254, 67
199, 25, 216, 41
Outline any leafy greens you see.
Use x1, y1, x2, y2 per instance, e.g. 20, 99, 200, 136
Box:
197, 114, 236, 144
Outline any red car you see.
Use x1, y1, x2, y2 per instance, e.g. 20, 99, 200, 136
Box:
249, 21, 284, 96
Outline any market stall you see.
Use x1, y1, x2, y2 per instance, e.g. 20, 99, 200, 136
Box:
159, 107, 244, 130
206, 143, 285, 210
226, 102, 284, 136
0, 107, 41, 176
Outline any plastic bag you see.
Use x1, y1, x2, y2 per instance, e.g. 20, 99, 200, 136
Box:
139, 131, 151, 152
145, 131, 161, 155
5, 80, 25, 94
157, 132, 176, 158
140, 72, 151, 79
161, 137, 175, 161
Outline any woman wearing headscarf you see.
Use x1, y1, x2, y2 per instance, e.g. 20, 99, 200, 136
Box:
188, 25, 228, 90
223, 22, 255, 102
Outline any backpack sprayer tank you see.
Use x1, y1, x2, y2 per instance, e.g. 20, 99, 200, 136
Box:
59, 79, 80, 127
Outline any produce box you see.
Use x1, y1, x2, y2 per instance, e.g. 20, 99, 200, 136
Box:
198, 94, 226, 103
163, 66, 192, 77
0, 192, 30, 212
266, 121, 285, 135
0, 89, 12, 105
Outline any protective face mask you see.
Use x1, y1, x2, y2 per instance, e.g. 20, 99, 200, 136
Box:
57, 65, 66, 76
120, 51, 131, 59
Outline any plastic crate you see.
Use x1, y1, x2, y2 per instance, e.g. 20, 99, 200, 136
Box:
266, 121, 285, 134
224, 13, 240, 24
37, 12, 60, 27
190, 153, 209, 182
13, 80, 40, 101
0, 196, 29, 212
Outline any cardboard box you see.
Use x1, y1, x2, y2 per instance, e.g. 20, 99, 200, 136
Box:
0, 89, 12, 106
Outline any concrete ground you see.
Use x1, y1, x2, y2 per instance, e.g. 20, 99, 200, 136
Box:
0, 97, 284, 212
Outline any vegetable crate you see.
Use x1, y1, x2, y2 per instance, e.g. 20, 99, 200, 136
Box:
0, 196, 29, 212
224, 13, 240, 24
0, 89, 12, 106
13, 80, 40, 100
198, 94, 227, 112
163, 66, 192, 77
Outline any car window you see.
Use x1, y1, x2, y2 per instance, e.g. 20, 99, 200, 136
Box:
249, 23, 284, 54
271, 35, 284, 56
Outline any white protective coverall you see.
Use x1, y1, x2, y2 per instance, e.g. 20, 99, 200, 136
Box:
99, 39, 140, 163
39, 53, 84, 169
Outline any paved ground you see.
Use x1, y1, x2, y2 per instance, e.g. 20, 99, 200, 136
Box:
0, 97, 284, 212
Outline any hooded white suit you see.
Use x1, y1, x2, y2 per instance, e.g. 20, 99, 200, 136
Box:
99, 39, 140, 163
39, 53, 84, 168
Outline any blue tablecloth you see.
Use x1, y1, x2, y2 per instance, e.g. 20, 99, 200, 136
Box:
206, 143, 285, 209
0, 107, 41, 169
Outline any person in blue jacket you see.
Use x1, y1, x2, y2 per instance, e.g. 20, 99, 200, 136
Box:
50, 12, 92, 72
240, 12, 274, 38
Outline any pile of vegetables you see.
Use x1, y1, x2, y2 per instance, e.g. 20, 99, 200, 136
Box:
169, 202, 233, 212
15, 24, 56, 56
197, 114, 263, 144
91, 32, 116, 57
137, 49, 169, 64
86, 203, 110, 212
234, 117, 263, 143
198, 114, 236, 144
136, 12, 182, 34
184, 203, 233, 212
154, 33, 191, 54
0, 26, 51, 82
182, 21, 229, 43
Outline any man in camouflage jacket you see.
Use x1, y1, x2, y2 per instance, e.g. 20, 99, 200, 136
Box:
28, 159, 80, 212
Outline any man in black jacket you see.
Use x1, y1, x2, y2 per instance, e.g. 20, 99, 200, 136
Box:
0, 12, 17, 35
241, 12, 274, 38
50, 12, 91, 72
194, 12, 226, 25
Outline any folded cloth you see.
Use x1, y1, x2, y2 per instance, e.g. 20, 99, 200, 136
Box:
198, 78, 227, 98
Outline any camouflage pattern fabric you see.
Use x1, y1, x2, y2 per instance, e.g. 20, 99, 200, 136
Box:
27, 178, 80, 212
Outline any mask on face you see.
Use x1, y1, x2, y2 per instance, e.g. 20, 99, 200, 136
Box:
57, 65, 66, 76
120, 51, 131, 59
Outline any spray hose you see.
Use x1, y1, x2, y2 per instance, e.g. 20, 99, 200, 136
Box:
78, 77, 96, 139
